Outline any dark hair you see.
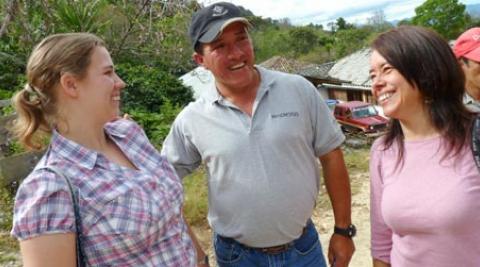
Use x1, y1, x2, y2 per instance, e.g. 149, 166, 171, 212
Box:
371, 26, 474, 165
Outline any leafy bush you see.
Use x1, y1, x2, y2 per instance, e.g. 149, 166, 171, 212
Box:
116, 63, 193, 113
0, 186, 14, 231
0, 49, 25, 93
125, 100, 183, 147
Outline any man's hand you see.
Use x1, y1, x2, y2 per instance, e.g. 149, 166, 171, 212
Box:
328, 234, 355, 267
197, 255, 210, 267
319, 147, 353, 266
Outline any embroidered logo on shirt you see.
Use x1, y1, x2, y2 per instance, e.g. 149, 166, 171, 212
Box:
271, 112, 299, 119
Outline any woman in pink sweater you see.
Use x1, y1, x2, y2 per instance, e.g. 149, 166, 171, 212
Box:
369, 26, 480, 267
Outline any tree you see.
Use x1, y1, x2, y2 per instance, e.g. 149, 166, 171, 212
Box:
367, 9, 392, 32
116, 63, 193, 113
287, 27, 319, 56
336, 17, 354, 30
337, 17, 347, 30
334, 28, 372, 58
277, 17, 292, 27
251, 27, 291, 62
412, 0, 467, 39
327, 21, 338, 33
465, 14, 480, 28
397, 18, 412, 26
0, 0, 18, 38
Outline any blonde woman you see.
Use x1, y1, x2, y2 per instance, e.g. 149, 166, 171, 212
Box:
10, 33, 196, 266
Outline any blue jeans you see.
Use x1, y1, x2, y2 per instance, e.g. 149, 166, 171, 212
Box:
213, 220, 327, 267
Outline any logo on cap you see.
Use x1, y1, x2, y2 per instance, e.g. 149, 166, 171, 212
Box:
212, 5, 228, 17
473, 34, 480, 41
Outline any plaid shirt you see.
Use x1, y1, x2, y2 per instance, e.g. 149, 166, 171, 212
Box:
11, 119, 195, 266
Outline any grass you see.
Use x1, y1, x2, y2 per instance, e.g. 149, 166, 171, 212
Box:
343, 146, 370, 173
182, 167, 209, 226
0, 233, 18, 252
0, 186, 14, 231
0, 185, 19, 266
181, 146, 372, 225
0, 233, 19, 266
0, 147, 371, 264
315, 145, 370, 210
343, 146, 370, 197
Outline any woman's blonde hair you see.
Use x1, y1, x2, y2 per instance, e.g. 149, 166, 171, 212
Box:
12, 32, 105, 150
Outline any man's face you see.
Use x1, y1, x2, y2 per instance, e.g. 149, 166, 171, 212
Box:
193, 22, 256, 92
461, 58, 480, 92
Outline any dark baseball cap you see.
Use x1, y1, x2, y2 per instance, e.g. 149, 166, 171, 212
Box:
189, 2, 251, 51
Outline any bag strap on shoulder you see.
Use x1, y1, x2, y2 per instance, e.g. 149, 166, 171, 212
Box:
42, 166, 86, 267
472, 114, 480, 172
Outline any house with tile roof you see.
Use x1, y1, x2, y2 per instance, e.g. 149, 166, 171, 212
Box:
319, 48, 375, 103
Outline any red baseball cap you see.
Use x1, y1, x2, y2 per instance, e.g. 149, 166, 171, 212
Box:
453, 27, 480, 62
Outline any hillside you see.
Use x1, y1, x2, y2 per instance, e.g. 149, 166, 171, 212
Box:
467, 3, 480, 17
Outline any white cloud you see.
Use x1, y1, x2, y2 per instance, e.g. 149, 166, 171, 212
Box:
198, 0, 480, 26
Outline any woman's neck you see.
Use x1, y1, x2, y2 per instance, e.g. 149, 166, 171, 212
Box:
399, 110, 439, 141
57, 118, 109, 153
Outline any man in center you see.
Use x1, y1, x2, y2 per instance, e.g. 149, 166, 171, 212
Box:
161, 2, 355, 266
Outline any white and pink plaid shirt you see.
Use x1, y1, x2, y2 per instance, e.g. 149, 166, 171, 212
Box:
11, 119, 195, 266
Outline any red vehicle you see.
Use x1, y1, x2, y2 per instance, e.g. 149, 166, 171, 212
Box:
333, 101, 388, 134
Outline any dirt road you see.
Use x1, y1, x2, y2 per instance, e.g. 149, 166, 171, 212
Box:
1, 167, 372, 267
315, 172, 371, 266
193, 171, 372, 266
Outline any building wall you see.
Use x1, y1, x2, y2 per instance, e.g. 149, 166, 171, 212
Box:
327, 89, 374, 104
318, 87, 329, 100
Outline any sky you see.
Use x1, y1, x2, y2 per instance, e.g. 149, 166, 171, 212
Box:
198, 0, 480, 26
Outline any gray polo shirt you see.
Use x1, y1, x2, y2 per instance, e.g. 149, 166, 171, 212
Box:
162, 66, 344, 247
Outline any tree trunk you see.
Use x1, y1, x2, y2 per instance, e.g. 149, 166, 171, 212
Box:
0, 0, 18, 39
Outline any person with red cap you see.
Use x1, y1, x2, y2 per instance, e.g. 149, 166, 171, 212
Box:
453, 27, 480, 112
161, 2, 355, 267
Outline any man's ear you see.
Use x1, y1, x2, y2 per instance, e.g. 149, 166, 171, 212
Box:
193, 52, 206, 69
59, 72, 79, 98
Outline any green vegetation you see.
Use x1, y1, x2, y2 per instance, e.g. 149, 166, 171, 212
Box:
126, 100, 183, 147
343, 146, 371, 173
183, 168, 209, 226
0, 187, 14, 231
251, 19, 384, 63
0, 0, 478, 262
117, 63, 193, 113
412, 0, 468, 39
163, 146, 372, 227
0, 233, 18, 265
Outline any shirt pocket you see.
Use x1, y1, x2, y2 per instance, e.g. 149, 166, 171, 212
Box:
82, 186, 169, 261
81, 185, 161, 236
81, 180, 184, 246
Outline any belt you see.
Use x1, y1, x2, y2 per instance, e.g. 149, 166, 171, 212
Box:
218, 224, 309, 255
255, 242, 293, 254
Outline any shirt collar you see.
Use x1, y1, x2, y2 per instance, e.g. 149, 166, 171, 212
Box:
49, 122, 126, 170
203, 65, 276, 105
464, 92, 478, 105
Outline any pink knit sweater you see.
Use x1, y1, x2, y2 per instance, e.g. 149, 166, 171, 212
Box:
370, 136, 480, 266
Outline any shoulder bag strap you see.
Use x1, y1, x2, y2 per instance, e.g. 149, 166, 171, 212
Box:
44, 166, 86, 267
472, 114, 480, 172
